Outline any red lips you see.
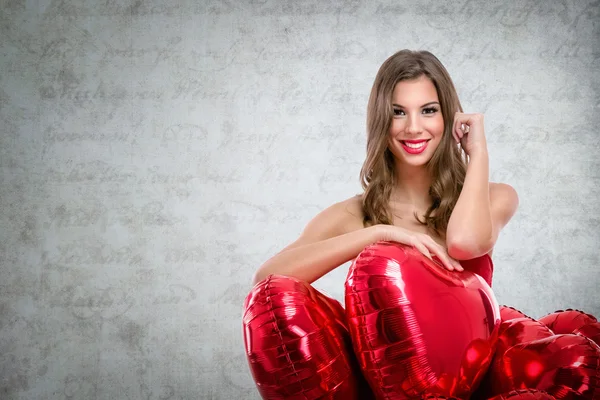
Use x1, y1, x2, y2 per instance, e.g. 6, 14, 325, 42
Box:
401, 139, 430, 144
401, 139, 430, 154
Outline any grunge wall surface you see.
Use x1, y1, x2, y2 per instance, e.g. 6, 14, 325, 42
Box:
1, 1, 599, 398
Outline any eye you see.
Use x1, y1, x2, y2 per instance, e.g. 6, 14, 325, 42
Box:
392, 107, 439, 116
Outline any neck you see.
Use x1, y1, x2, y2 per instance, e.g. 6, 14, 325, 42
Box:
391, 164, 432, 208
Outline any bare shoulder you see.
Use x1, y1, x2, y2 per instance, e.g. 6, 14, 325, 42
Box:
311, 194, 365, 235
489, 182, 519, 212
490, 181, 517, 193
338, 194, 366, 233
486, 182, 519, 258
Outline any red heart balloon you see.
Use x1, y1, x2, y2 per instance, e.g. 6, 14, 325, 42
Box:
500, 306, 533, 322
494, 318, 555, 356
345, 241, 500, 399
485, 388, 557, 399
475, 318, 554, 398
573, 322, 600, 347
538, 309, 597, 335
242, 275, 374, 399
491, 333, 600, 399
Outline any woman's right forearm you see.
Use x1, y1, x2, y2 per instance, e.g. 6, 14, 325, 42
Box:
252, 225, 384, 285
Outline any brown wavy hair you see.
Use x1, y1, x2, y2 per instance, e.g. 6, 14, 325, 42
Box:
360, 49, 468, 239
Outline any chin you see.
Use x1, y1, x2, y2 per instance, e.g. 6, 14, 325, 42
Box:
400, 159, 431, 168
393, 148, 435, 167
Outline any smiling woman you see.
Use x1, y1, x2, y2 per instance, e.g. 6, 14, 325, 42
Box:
240, 49, 593, 399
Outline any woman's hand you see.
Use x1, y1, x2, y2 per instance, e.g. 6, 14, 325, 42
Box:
452, 112, 487, 157
376, 225, 463, 272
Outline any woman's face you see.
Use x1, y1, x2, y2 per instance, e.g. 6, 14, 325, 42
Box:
388, 75, 445, 168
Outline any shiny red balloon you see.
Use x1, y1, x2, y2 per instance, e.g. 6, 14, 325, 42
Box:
485, 388, 557, 399
494, 318, 555, 356
500, 306, 533, 322
476, 318, 554, 398
242, 275, 373, 399
344, 241, 501, 399
538, 309, 597, 335
573, 322, 600, 348
491, 333, 600, 399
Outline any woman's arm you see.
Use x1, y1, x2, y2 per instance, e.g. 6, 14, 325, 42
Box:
252, 196, 464, 285
446, 150, 493, 259
252, 200, 381, 285
447, 150, 519, 260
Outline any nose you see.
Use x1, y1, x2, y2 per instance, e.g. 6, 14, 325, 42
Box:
405, 115, 423, 135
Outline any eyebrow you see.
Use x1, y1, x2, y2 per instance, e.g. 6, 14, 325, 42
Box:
392, 101, 440, 108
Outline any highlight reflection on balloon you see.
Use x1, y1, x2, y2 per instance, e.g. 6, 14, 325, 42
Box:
344, 241, 500, 399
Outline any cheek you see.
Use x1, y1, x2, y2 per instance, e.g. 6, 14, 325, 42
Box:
431, 117, 445, 136
389, 119, 403, 134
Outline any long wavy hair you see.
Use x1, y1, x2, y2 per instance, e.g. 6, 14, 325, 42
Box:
360, 49, 468, 239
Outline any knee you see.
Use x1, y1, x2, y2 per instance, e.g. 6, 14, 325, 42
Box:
243, 274, 344, 334
243, 275, 313, 318
247, 274, 310, 301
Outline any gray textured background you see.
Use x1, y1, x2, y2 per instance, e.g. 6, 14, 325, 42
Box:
1, 0, 599, 399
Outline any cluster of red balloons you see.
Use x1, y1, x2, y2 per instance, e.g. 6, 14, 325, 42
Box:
242, 242, 600, 399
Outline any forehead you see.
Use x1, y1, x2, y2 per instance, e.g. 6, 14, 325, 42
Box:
392, 76, 438, 103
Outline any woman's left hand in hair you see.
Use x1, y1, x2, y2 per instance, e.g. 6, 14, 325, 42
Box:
452, 112, 487, 157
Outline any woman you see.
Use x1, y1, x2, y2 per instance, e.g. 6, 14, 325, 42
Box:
251, 49, 518, 287
244, 49, 520, 399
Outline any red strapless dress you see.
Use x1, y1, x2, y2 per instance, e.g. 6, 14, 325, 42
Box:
459, 253, 494, 287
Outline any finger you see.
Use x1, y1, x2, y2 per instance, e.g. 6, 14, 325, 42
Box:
449, 256, 464, 271
412, 241, 432, 260
453, 120, 459, 140
455, 121, 464, 141
449, 255, 464, 271
454, 114, 463, 134
430, 247, 457, 271
421, 236, 461, 270
453, 113, 461, 141
452, 128, 459, 143
451, 119, 459, 143
461, 123, 468, 137
443, 251, 463, 271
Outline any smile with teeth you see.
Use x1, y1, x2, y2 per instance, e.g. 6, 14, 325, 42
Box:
402, 141, 427, 149
399, 139, 430, 154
